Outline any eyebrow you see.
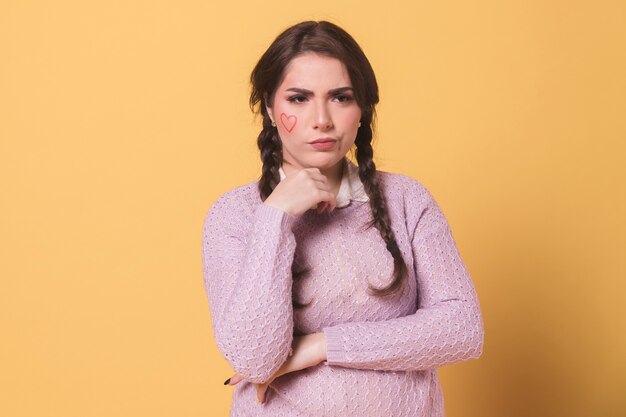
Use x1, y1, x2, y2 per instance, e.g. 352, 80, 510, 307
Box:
285, 87, 354, 95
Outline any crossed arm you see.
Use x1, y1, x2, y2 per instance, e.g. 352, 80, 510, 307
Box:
201, 182, 483, 394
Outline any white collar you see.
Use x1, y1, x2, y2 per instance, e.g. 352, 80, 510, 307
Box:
278, 158, 369, 208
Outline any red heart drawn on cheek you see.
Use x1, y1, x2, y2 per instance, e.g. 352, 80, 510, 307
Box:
280, 113, 297, 133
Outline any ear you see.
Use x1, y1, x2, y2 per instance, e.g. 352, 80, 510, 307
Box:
264, 94, 275, 125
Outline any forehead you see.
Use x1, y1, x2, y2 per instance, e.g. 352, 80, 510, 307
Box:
279, 53, 352, 89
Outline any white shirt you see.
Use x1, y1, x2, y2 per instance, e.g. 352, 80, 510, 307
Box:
278, 158, 369, 208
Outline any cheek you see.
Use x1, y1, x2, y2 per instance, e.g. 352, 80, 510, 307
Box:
339, 106, 362, 126
273, 104, 301, 135
279, 112, 298, 133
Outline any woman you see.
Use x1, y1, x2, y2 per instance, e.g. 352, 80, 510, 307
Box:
201, 20, 483, 417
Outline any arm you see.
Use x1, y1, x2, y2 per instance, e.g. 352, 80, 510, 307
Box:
201, 191, 297, 383
322, 181, 484, 371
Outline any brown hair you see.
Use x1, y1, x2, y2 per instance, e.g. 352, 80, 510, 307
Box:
249, 21, 408, 303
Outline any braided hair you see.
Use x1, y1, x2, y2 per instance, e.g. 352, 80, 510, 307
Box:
250, 21, 408, 302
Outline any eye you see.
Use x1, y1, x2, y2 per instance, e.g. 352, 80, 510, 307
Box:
333, 94, 354, 103
287, 95, 307, 104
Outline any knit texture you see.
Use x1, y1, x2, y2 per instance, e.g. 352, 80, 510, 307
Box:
201, 167, 484, 417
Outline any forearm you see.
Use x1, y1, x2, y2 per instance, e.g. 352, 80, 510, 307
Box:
203, 202, 297, 383
322, 299, 483, 371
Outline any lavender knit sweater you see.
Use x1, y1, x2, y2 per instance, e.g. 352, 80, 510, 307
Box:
201, 160, 484, 416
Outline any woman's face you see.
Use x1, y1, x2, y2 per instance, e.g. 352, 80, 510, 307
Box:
266, 52, 362, 174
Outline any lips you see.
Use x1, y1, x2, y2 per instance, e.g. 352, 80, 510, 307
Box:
310, 138, 337, 144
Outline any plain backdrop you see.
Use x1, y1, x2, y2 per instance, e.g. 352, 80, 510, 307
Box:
1, 1, 625, 416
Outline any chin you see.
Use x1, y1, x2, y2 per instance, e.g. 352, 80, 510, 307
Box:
306, 155, 344, 168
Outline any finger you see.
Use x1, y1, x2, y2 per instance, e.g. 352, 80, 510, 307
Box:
302, 169, 328, 184
310, 188, 333, 211
307, 175, 330, 190
256, 384, 268, 404
302, 167, 321, 174
316, 201, 328, 213
225, 373, 245, 385
320, 193, 337, 213
287, 168, 325, 186
321, 191, 336, 212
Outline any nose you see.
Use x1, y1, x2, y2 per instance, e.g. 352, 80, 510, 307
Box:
313, 101, 333, 131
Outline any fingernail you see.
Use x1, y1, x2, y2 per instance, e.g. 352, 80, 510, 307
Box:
224, 378, 231, 385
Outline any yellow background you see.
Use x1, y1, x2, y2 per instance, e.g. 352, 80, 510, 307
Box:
1, 1, 625, 416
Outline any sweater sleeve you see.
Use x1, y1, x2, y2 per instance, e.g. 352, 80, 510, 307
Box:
322, 181, 484, 371
201, 190, 297, 383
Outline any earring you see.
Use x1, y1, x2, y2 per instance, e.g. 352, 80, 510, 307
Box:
271, 121, 276, 127
358, 122, 362, 127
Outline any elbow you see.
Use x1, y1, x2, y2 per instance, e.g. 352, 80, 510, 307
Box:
231, 348, 290, 384
215, 328, 293, 384
244, 368, 281, 385
447, 300, 484, 363
468, 326, 484, 361
465, 308, 484, 361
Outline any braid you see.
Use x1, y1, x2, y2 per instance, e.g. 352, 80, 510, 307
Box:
256, 118, 312, 309
355, 123, 409, 297
256, 119, 407, 301
257, 118, 282, 201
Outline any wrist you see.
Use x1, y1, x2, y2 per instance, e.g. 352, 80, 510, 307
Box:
263, 199, 295, 217
315, 331, 327, 364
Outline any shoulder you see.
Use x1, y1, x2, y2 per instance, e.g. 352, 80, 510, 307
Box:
376, 169, 436, 208
203, 179, 262, 226
375, 169, 446, 233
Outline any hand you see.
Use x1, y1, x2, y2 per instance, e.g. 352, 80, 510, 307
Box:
224, 332, 327, 404
264, 168, 337, 217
